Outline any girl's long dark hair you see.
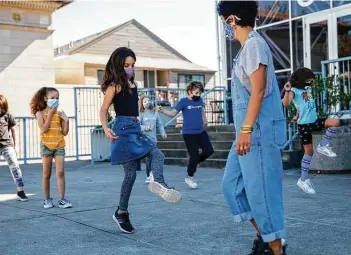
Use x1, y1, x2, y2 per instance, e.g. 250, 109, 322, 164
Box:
30, 87, 58, 116
289, 67, 315, 89
101, 47, 136, 94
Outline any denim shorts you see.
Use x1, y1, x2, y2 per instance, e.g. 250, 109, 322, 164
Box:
40, 143, 66, 157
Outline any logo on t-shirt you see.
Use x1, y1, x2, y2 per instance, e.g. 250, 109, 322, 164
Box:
301, 91, 315, 110
187, 105, 202, 110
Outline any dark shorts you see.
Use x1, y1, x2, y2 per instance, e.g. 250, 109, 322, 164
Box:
298, 118, 326, 145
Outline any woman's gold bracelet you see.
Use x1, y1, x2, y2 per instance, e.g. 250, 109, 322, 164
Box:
240, 130, 253, 134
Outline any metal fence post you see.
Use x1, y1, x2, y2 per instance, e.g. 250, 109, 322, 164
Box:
321, 61, 327, 114
74, 88, 79, 160
223, 88, 229, 126
288, 124, 293, 152
23, 118, 27, 164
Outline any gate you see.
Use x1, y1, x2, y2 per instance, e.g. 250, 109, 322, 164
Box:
73, 87, 108, 160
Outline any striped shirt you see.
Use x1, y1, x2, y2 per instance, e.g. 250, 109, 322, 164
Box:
40, 108, 66, 150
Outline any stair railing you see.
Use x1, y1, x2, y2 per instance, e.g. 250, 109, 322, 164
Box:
162, 86, 228, 127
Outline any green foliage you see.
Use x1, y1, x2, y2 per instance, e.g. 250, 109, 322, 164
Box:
312, 75, 351, 116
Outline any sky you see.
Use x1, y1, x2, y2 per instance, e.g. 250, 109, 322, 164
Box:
51, 0, 219, 70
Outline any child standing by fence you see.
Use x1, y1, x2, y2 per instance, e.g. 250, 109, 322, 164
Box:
138, 95, 167, 183
30, 87, 72, 209
0, 95, 28, 201
282, 67, 340, 195
159, 81, 214, 189
99, 47, 181, 234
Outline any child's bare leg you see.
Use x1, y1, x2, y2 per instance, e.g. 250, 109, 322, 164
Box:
42, 156, 53, 199
55, 156, 65, 199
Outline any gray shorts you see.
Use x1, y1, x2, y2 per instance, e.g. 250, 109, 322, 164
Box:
40, 143, 66, 157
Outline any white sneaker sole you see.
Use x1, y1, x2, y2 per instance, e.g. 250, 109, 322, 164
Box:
297, 182, 316, 195
43, 204, 54, 209
17, 196, 28, 202
112, 214, 134, 234
316, 147, 336, 157
58, 204, 72, 209
148, 182, 181, 203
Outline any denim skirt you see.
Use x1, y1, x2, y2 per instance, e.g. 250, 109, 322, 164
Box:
110, 116, 155, 165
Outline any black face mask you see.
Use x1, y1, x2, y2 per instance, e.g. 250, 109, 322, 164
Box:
192, 95, 201, 101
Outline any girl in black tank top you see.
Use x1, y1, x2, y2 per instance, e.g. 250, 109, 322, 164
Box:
99, 47, 181, 234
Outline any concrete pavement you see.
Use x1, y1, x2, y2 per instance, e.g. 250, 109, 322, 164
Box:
0, 161, 350, 255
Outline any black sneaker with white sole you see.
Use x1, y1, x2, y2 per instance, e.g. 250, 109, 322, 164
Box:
58, 198, 72, 208
112, 209, 134, 234
17, 191, 28, 202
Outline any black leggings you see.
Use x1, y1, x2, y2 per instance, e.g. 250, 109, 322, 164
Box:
183, 131, 214, 177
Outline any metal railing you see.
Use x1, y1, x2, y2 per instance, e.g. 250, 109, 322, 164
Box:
321, 56, 351, 114
137, 86, 229, 127
0, 117, 78, 163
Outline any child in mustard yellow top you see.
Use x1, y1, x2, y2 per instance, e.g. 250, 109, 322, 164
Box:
30, 87, 72, 209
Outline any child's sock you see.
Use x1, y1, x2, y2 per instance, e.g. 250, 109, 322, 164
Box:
301, 154, 312, 181
319, 127, 338, 147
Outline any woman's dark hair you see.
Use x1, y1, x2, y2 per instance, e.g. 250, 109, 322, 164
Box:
217, 1, 258, 27
30, 87, 59, 116
289, 67, 316, 89
186, 81, 205, 95
101, 47, 136, 94
0, 94, 9, 115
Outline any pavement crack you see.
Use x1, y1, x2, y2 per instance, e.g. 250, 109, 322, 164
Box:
55, 214, 191, 255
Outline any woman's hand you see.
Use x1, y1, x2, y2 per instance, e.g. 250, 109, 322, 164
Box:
57, 110, 69, 121
236, 133, 251, 156
104, 128, 118, 141
284, 82, 292, 92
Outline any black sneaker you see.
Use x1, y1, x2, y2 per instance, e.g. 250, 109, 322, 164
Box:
248, 235, 287, 255
261, 247, 287, 255
17, 191, 28, 202
248, 234, 269, 255
112, 209, 134, 234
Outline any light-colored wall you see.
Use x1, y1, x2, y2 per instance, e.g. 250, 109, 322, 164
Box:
84, 64, 104, 85
0, 29, 55, 116
54, 59, 85, 84
0, 8, 51, 28
77, 23, 183, 60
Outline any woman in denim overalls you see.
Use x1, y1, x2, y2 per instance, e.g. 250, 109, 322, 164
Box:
217, 2, 286, 255
99, 47, 181, 234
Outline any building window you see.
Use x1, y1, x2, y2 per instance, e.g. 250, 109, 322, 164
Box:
178, 74, 205, 88
143, 70, 156, 88
257, 22, 291, 71
97, 70, 104, 85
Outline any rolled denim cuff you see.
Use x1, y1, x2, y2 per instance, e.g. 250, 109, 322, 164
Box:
262, 229, 287, 243
233, 211, 253, 222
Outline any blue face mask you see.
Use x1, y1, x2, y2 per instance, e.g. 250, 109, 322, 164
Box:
224, 23, 235, 41
47, 99, 59, 108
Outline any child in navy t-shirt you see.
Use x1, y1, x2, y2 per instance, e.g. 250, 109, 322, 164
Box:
159, 81, 214, 189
